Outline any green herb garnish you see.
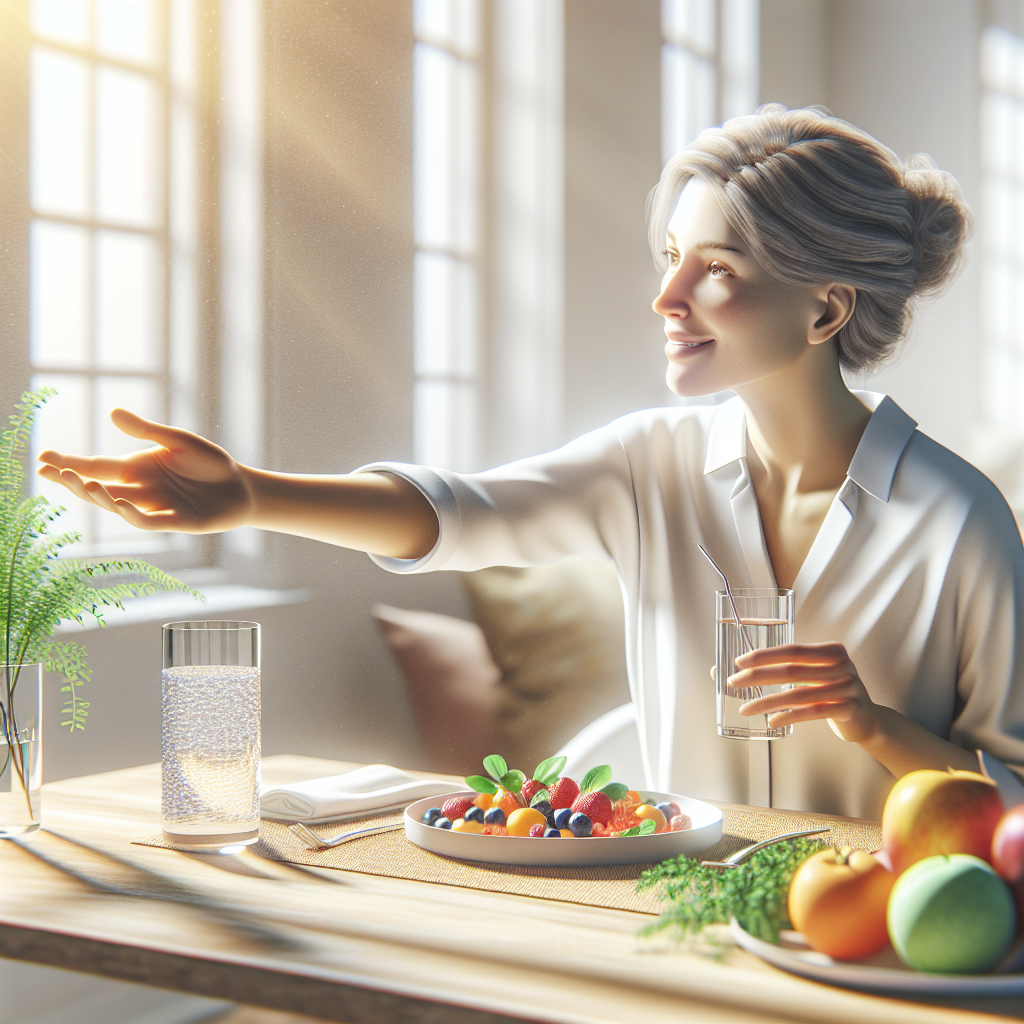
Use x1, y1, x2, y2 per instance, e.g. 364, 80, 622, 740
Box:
532, 755, 566, 786
580, 764, 612, 794
636, 837, 826, 944
465, 775, 497, 794
620, 818, 657, 837
499, 769, 525, 792
529, 788, 550, 807
482, 754, 508, 781
601, 782, 629, 801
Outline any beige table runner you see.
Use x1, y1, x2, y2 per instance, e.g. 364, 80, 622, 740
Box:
136, 804, 882, 916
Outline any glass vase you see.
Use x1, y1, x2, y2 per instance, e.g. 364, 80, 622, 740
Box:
161, 621, 261, 848
0, 663, 42, 836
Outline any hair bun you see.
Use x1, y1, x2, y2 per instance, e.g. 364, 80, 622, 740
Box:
903, 154, 973, 296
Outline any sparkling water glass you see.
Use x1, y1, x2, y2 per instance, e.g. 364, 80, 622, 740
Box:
716, 589, 794, 740
0, 663, 41, 836
162, 621, 261, 847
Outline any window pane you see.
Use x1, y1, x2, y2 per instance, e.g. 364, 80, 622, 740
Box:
414, 251, 476, 377
95, 65, 161, 227
95, 230, 161, 370
415, 0, 479, 55
415, 44, 455, 250
97, 0, 156, 66
30, 373, 92, 545
31, 220, 89, 368
414, 378, 478, 471
662, 0, 716, 54
31, 0, 88, 46
30, 48, 89, 217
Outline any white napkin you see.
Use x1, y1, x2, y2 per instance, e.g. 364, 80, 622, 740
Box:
259, 763, 456, 823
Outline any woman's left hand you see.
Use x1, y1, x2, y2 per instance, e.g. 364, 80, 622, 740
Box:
729, 642, 880, 743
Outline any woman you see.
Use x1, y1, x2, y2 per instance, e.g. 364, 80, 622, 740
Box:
38, 106, 1024, 818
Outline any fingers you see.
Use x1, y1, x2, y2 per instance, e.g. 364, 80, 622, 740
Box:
728, 661, 848, 689
734, 642, 848, 668
738, 679, 856, 715
111, 500, 181, 531
759, 703, 848, 729
109, 407, 190, 448
37, 450, 131, 481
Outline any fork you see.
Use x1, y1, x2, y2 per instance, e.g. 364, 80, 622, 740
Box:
700, 827, 831, 869
288, 820, 405, 850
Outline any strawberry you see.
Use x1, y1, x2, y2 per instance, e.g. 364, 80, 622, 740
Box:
441, 796, 476, 822
529, 823, 545, 837
571, 791, 613, 825
520, 779, 546, 804
547, 776, 580, 809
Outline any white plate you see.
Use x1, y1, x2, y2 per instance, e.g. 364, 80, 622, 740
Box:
730, 920, 1024, 996
404, 790, 723, 867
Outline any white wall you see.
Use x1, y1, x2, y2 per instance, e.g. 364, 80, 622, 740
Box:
760, 0, 982, 456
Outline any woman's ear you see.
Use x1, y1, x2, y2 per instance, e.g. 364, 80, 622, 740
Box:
809, 284, 857, 344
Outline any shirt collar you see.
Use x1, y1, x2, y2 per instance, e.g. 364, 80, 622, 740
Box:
702, 390, 918, 503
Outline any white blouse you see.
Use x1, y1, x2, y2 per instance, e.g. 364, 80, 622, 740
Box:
361, 392, 1024, 819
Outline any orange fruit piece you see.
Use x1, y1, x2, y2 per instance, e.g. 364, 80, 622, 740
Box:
635, 805, 668, 832
473, 792, 494, 810
492, 787, 523, 817
507, 807, 548, 837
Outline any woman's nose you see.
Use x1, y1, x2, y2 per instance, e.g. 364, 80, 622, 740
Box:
652, 266, 692, 319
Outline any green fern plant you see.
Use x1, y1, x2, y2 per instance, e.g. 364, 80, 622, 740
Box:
1, 388, 202, 811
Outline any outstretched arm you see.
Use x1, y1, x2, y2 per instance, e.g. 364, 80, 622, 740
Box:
37, 409, 439, 559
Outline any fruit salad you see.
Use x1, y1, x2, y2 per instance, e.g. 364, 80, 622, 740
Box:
418, 754, 693, 838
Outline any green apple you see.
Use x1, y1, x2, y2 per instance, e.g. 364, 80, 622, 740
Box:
888, 854, 1017, 973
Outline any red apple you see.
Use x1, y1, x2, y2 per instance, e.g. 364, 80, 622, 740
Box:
992, 804, 1024, 882
882, 768, 1004, 876
991, 803, 1024, 930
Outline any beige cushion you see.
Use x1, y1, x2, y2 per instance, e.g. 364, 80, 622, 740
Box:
461, 557, 630, 775
372, 604, 500, 775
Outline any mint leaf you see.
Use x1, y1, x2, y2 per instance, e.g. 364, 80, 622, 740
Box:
482, 754, 508, 782
619, 818, 657, 838
465, 775, 497, 794
601, 782, 629, 802
529, 788, 550, 807
533, 755, 567, 786
580, 764, 613, 794
500, 769, 525, 793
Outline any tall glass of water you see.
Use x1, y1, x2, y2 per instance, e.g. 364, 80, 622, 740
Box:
716, 589, 794, 740
162, 621, 261, 847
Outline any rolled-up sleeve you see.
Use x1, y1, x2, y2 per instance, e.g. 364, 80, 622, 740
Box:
355, 422, 640, 575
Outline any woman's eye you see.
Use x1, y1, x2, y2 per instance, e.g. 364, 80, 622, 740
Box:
663, 249, 680, 267
708, 260, 731, 277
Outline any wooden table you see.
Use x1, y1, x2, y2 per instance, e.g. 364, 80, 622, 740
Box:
0, 755, 1020, 1024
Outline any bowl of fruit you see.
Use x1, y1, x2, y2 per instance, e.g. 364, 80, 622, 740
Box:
405, 754, 723, 866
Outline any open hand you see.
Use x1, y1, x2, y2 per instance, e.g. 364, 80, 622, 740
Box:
728, 642, 880, 744
37, 409, 254, 534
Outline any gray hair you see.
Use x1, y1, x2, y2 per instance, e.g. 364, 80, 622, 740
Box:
647, 105, 972, 371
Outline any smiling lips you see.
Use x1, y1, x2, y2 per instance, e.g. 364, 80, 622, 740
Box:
665, 332, 714, 355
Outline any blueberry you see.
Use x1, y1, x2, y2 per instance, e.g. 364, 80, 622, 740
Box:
656, 802, 681, 819
568, 812, 593, 837
553, 807, 573, 830
434, 816, 452, 829
544, 828, 561, 838
422, 807, 442, 826
531, 799, 554, 824
464, 805, 485, 824
484, 806, 506, 826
